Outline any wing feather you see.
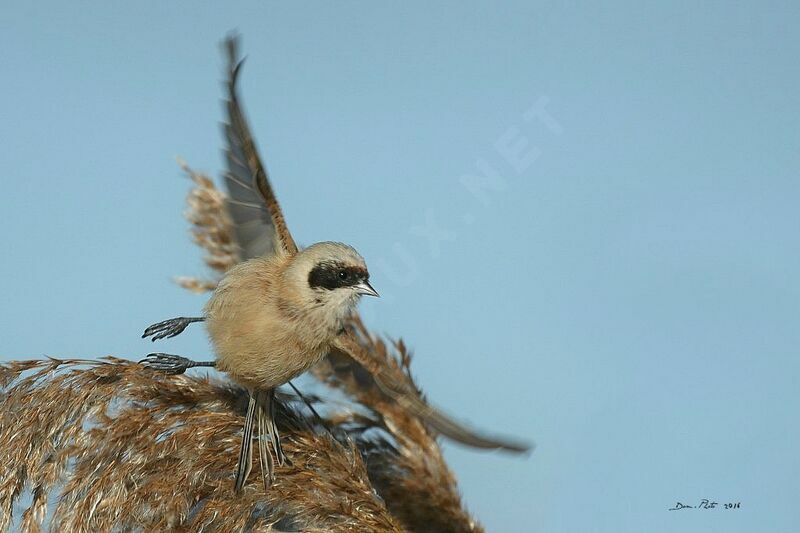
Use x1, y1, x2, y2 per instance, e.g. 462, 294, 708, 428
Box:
222, 36, 298, 258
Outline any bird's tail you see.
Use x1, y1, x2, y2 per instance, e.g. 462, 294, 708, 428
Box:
234, 389, 284, 494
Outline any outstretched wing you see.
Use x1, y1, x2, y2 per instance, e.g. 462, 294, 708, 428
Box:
222, 35, 298, 259
331, 335, 531, 454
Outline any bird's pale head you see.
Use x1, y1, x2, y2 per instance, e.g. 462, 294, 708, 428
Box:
285, 241, 378, 323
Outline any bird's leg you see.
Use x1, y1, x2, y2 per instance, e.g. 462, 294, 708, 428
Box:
139, 353, 216, 375
142, 316, 205, 341
287, 379, 332, 444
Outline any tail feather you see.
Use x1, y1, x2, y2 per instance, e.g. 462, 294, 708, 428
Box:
234, 392, 257, 493
255, 390, 274, 492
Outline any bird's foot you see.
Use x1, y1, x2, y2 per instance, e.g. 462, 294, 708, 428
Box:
142, 317, 203, 341
140, 353, 196, 375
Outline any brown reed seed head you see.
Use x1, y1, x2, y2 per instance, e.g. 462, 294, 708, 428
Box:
315, 318, 484, 533
0, 359, 401, 531
175, 160, 240, 292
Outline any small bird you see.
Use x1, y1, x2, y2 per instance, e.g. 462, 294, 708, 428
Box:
208, 243, 378, 393
216, 242, 379, 491
142, 35, 530, 493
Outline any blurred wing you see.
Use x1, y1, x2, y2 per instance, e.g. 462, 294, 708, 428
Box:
331, 335, 531, 453
223, 36, 298, 259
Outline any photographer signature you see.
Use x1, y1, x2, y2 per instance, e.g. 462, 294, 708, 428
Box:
669, 499, 741, 511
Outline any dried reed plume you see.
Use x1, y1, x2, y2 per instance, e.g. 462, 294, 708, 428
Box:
0, 358, 400, 531
0, 168, 483, 531
174, 161, 241, 293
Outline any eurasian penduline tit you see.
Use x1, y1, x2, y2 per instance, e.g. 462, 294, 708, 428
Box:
141, 36, 530, 493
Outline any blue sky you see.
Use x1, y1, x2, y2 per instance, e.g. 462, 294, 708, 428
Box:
1, 2, 799, 531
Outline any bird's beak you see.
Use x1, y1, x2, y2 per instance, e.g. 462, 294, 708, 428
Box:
353, 281, 379, 297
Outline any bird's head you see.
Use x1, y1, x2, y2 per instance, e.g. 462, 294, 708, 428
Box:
287, 241, 378, 321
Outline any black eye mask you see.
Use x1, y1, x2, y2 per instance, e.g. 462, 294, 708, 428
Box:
308, 262, 368, 291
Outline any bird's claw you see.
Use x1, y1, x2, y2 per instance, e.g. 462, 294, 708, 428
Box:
140, 353, 193, 375
142, 317, 197, 341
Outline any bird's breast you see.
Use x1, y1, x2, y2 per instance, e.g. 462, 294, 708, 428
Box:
208, 299, 336, 390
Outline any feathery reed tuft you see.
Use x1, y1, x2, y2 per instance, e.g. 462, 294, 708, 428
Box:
175, 161, 240, 292
0, 359, 402, 531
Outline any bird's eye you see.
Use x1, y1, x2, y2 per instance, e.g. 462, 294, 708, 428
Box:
338, 270, 349, 280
